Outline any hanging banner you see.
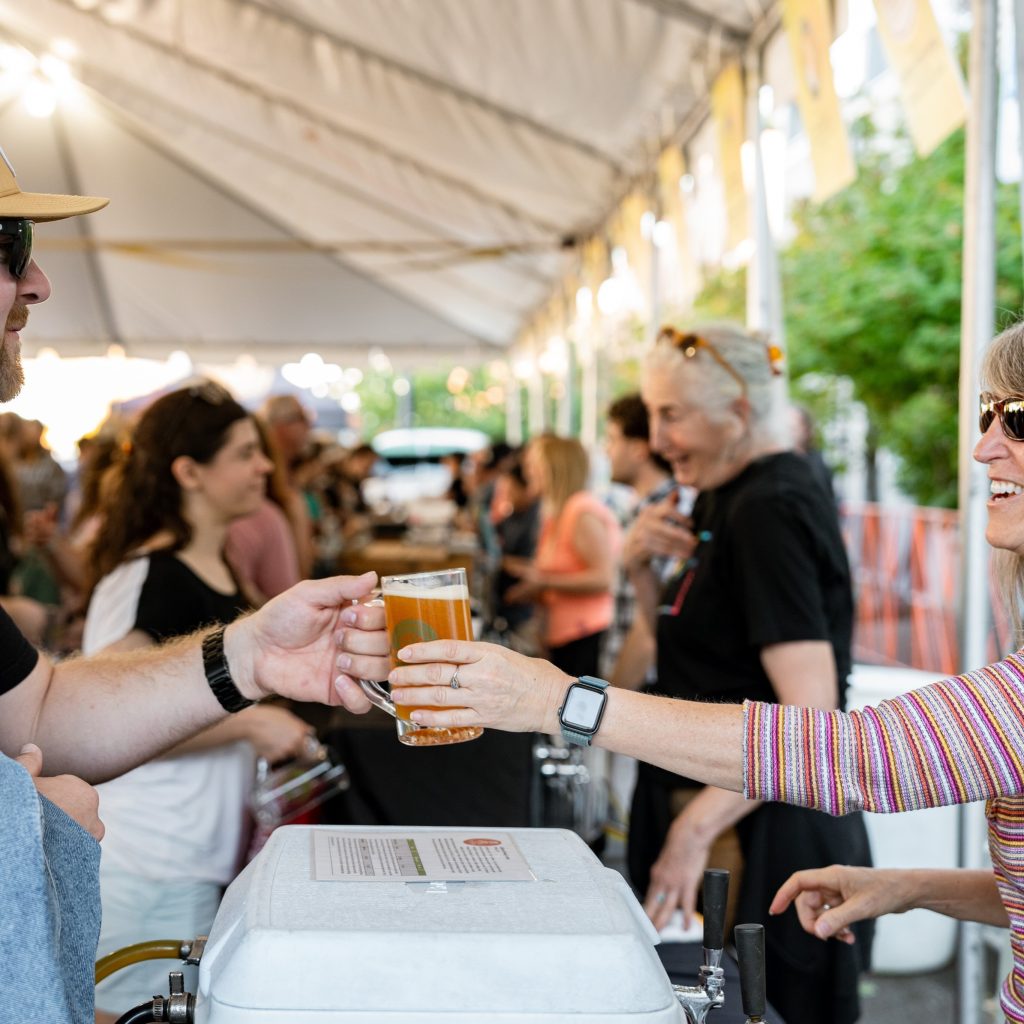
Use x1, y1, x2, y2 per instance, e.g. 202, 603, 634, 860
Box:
781, 0, 857, 201
710, 62, 749, 251
580, 236, 608, 296
873, 0, 966, 156
656, 146, 697, 310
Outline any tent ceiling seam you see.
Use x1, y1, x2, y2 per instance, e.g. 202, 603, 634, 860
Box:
52, 106, 124, 350
88, 96, 542, 317
86, 88, 502, 346
625, 0, 750, 43
50, 0, 573, 238
235, 0, 626, 173
1, 15, 556, 329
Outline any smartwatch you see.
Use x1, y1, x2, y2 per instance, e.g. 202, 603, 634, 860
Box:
558, 675, 610, 747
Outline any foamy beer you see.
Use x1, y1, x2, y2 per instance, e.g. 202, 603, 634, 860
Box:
357, 568, 482, 746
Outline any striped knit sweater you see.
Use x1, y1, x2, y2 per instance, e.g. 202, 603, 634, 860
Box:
744, 652, 1024, 1023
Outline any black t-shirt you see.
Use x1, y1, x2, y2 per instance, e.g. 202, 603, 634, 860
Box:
0, 604, 40, 697
132, 551, 249, 643
649, 452, 852, 786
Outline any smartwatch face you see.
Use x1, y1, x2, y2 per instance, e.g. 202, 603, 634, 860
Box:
562, 684, 606, 730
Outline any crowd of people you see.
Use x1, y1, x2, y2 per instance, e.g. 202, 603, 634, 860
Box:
7, 148, 1024, 1024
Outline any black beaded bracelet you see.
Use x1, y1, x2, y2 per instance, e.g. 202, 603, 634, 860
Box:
201, 627, 255, 713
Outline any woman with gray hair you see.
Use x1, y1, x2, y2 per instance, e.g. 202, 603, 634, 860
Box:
617, 323, 870, 1024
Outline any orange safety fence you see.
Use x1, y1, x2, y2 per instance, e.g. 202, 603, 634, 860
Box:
841, 502, 1013, 675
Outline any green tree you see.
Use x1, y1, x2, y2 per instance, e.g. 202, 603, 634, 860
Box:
356, 364, 507, 440
782, 123, 1022, 507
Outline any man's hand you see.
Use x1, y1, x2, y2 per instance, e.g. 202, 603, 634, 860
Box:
17, 743, 104, 841
225, 572, 390, 709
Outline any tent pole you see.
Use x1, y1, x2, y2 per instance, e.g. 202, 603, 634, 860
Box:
743, 49, 784, 350
527, 344, 545, 436
957, 3, 998, 1022
505, 377, 523, 447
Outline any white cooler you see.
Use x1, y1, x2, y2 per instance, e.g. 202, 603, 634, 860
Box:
195, 826, 684, 1022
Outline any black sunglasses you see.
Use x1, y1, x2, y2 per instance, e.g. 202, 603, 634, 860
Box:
0, 218, 33, 280
980, 394, 1024, 441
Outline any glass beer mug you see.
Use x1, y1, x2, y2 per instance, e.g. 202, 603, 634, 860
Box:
358, 567, 483, 746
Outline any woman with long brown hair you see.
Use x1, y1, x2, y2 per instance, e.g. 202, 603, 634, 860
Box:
85, 382, 312, 1021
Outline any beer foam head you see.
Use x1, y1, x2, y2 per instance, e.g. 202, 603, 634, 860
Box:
382, 580, 469, 601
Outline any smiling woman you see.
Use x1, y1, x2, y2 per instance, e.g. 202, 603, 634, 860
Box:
81, 382, 316, 1015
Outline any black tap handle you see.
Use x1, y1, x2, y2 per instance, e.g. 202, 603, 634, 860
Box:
734, 923, 766, 1019
702, 869, 729, 950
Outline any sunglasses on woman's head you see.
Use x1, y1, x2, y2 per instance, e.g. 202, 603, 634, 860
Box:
980, 394, 1024, 441
0, 218, 33, 280
656, 326, 749, 397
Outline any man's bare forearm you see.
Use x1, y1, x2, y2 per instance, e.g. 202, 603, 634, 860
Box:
14, 632, 230, 781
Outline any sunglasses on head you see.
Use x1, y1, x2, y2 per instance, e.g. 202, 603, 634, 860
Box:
657, 326, 749, 397
0, 218, 33, 280
980, 394, 1024, 441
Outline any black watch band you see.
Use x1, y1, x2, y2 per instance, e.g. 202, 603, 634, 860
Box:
201, 627, 255, 713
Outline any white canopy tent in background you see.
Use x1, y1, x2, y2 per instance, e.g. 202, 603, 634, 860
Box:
0, 0, 772, 366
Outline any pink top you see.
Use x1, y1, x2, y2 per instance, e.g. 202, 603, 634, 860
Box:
225, 499, 301, 600
744, 652, 1024, 1022
536, 491, 620, 648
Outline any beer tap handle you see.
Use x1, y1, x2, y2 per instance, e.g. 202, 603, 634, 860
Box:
702, 869, 729, 952
734, 923, 767, 1021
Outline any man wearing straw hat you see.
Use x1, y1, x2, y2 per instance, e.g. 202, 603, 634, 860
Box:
0, 149, 386, 1024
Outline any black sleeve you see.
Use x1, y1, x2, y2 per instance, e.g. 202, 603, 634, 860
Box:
133, 559, 203, 644
728, 491, 831, 649
0, 604, 40, 696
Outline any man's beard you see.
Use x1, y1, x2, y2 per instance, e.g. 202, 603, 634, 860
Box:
0, 303, 27, 402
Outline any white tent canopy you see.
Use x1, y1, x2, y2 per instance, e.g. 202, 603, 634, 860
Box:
0, 0, 771, 365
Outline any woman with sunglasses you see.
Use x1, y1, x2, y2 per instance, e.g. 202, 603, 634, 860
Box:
353, 318, 1024, 1023
82, 383, 314, 1021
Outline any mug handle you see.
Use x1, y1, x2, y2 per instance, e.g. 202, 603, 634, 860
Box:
358, 677, 397, 718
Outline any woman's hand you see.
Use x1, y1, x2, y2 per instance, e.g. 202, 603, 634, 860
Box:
644, 809, 713, 931
623, 495, 695, 572
770, 865, 911, 943
389, 640, 572, 734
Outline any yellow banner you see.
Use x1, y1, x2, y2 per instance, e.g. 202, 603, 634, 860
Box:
781, 0, 856, 201
580, 236, 608, 295
710, 62, 749, 251
873, 0, 966, 156
609, 190, 652, 319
